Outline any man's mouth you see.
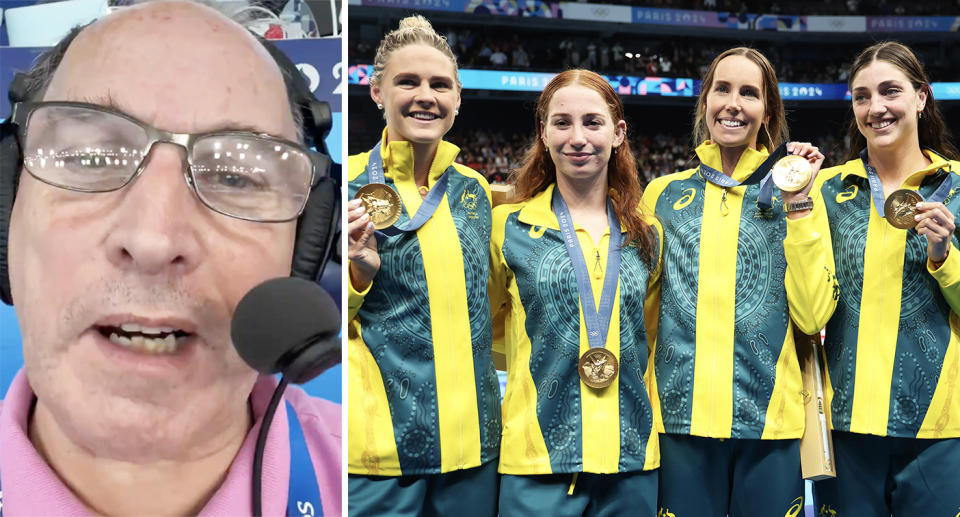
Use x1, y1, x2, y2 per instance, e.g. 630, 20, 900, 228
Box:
408, 111, 440, 121
96, 323, 190, 354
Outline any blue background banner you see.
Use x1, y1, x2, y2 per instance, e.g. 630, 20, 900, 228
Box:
866, 16, 960, 32
352, 64, 960, 102
0, 38, 343, 402
358, 0, 560, 16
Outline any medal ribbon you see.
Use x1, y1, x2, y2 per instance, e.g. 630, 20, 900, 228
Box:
698, 142, 788, 209
860, 148, 954, 218
367, 140, 450, 237
0, 400, 323, 517
552, 189, 622, 352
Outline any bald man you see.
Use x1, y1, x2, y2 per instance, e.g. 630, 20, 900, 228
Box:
0, 2, 340, 515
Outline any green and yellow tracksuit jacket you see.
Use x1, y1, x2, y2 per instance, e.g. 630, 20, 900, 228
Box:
347, 134, 501, 476
490, 184, 663, 474
784, 150, 960, 438
641, 141, 805, 440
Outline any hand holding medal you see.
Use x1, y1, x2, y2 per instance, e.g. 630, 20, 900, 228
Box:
914, 200, 957, 266
777, 141, 825, 197
347, 198, 381, 291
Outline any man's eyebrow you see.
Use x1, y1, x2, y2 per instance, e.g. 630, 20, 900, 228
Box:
77, 92, 283, 139
203, 122, 283, 138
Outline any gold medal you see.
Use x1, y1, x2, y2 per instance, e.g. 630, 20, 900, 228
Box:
771, 154, 813, 193
355, 183, 402, 230
884, 189, 923, 229
578, 348, 619, 389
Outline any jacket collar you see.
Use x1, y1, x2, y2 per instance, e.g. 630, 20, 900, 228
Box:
377, 127, 461, 185
517, 183, 625, 234
695, 140, 770, 183
841, 149, 953, 188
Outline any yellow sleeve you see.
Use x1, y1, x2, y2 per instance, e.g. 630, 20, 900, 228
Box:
643, 217, 664, 351
643, 217, 665, 434
347, 266, 373, 322
346, 152, 374, 322
783, 185, 838, 335
489, 206, 513, 358
928, 242, 960, 314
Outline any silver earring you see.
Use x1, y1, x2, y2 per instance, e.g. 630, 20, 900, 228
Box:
455, 109, 459, 116
919, 110, 923, 119
377, 103, 383, 110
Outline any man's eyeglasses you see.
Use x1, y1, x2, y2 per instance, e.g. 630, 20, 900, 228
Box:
10, 101, 323, 223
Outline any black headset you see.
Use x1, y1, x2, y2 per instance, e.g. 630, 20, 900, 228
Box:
0, 30, 341, 305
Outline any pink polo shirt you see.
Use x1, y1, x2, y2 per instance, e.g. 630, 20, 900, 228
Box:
0, 370, 342, 516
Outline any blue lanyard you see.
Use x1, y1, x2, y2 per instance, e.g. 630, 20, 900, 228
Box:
859, 148, 953, 218
366, 140, 450, 238
552, 189, 622, 351
0, 400, 322, 517
698, 142, 787, 210
285, 400, 323, 517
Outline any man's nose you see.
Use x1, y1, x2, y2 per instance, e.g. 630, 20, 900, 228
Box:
103, 143, 204, 277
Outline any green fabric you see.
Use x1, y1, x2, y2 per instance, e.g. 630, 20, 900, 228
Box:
348, 460, 500, 517
498, 469, 657, 517
813, 432, 960, 516
657, 434, 804, 517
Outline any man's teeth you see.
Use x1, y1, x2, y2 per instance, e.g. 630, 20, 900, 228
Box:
120, 322, 176, 336
411, 112, 439, 120
109, 332, 183, 354
107, 322, 186, 354
720, 119, 745, 128
871, 119, 894, 129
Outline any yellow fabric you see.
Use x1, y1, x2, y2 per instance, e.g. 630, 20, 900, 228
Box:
783, 170, 838, 335
692, 142, 770, 438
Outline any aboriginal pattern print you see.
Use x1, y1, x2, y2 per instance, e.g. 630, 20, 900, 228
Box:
348, 165, 501, 473
500, 209, 657, 473
819, 165, 957, 437
650, 173, 791, 439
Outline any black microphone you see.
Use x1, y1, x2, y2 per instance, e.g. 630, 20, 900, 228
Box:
232, 276, 341, 383
230, 276, 341, 517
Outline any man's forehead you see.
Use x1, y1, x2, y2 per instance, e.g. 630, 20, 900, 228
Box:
41, 1, 295, 139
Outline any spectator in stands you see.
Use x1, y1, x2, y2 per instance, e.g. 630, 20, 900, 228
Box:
490, 45, 508, 66
642, 47, 822, 517
512, 44, 530, 68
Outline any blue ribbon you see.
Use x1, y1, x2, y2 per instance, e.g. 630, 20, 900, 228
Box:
0, 400, 323, 517
698, 142, 788, 210
859, 148, 954, 218
552, 189, 622, 352
366, 140, 450, 240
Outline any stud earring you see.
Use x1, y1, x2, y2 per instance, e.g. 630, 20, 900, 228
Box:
377, 103, 383, 110
455, 109, 459, 116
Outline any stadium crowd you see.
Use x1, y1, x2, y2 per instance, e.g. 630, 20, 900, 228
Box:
350, 26, 955, 83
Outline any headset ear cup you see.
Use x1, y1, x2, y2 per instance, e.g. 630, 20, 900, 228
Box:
292, 163, 340, 282
0, 123, 21, 305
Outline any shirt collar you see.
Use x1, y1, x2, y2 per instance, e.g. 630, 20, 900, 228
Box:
378, 127, 461, 185
517, 182, 624, 235
841, 149, 953, 186
0, 370, 290, 516
695, 140, 770, 183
